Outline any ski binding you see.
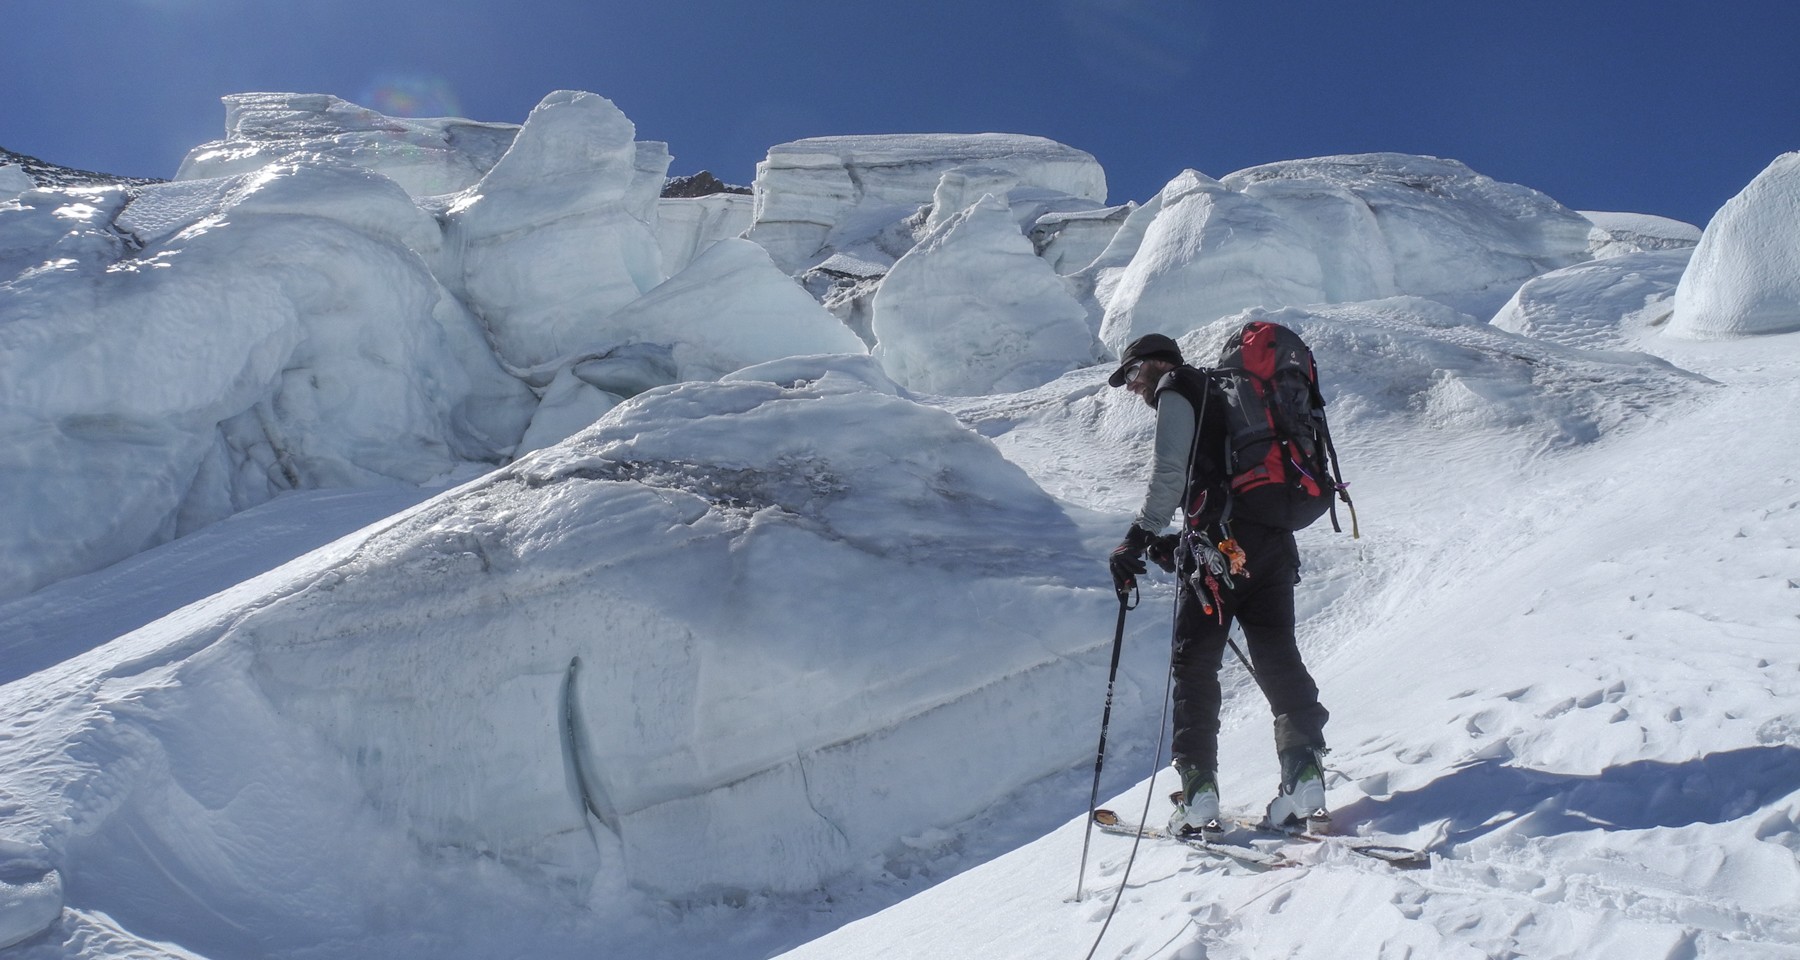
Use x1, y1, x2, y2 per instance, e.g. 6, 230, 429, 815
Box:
1091, 809, 1297, 870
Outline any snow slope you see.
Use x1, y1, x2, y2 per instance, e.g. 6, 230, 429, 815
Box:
778, 311, 1800, 960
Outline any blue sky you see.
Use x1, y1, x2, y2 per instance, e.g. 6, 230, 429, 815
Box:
4, 0, 1795, 227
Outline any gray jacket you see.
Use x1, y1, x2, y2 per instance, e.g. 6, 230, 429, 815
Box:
1131, 375, 1197, 534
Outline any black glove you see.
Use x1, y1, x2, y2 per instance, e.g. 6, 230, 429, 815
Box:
1147, 533, 1178, 573
1109, 525, 1152, 594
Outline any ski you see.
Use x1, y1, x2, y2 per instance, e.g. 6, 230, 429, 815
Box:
1090, 809, 1298, 869
1231, 817, 1431, 870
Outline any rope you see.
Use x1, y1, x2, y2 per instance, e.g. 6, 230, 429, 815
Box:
1081, 586, 1179, 960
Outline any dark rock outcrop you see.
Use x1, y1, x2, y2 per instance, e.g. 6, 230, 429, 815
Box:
1, 146, 166, 191
661, 170, 751, 198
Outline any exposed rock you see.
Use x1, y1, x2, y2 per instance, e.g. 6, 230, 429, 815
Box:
0, 145, 164, 192
661, 170, 751, 198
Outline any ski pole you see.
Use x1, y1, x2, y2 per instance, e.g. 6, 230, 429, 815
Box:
1081, 578, 1179, 960
1226, 633, 1257, 679
1076, 586, 1133, 901
1226, 630, 1282, 705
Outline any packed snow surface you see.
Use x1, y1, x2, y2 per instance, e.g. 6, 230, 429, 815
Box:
3, 88, 1799, 960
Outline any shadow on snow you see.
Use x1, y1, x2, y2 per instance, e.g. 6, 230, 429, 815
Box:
1336, 745, 1800, 846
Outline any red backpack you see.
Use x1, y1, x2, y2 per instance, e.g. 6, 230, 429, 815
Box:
1209, 321, 1356, 535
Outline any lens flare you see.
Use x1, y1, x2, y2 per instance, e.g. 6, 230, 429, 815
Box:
360, 75, 463, 119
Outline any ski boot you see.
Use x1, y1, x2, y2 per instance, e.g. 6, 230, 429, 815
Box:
1167, 760, 1222, 837
1264, 745, 1329, 834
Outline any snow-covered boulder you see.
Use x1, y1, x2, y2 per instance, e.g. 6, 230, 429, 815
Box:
1491, 249, 1691, 350
871, 195, 1098, 395
745, 134, 1107, 274
175, 92, 522, 198
443, 91, 670, 380
655, 192, 754, 277
0, 161, 534, 601
1096, 154, 1595, 352
1668, 152, 1800, 339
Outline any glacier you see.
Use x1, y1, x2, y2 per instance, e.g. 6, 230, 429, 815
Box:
3, 86, 1799, 959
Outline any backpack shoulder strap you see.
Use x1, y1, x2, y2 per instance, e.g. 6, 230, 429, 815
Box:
1151, 366, 1236, 531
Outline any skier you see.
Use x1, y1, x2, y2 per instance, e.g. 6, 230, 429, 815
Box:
1106, 333, 1331, 836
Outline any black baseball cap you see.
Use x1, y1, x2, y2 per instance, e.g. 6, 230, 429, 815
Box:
1106, 334, 1184, 387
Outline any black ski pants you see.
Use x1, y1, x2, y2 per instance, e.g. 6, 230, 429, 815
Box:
1170, 521, 1328, 775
